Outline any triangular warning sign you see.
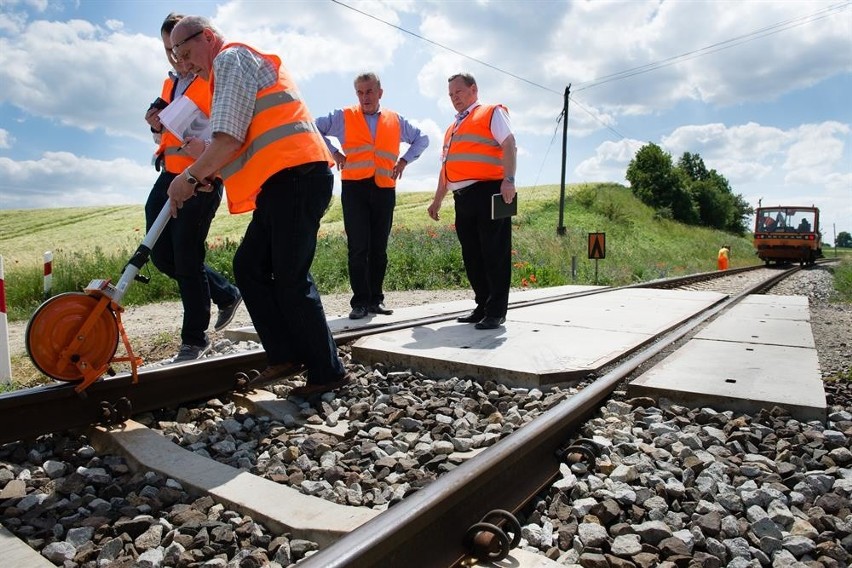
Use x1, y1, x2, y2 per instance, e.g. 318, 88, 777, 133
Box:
588, 233, 606, 259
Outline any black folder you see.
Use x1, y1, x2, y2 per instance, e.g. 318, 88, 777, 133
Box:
491, 193, 518, 220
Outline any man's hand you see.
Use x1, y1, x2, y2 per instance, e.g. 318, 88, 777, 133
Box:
333, 151, 346, 171
500, 179, 516, 203
392, 158, 407, 180
166, 173, 196, 218
145, 107, 162, 132
427, 197, 442, 221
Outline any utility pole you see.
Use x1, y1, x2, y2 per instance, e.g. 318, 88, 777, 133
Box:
557, 84, 570, 236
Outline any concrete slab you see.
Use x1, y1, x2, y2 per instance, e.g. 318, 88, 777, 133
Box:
224, 285, 603, 343
353, 288, 725, 388
89, 421, 378, 547
0, 526, 54, 568
695, 313, 815, 348
470, 548, 564, 567
629, 295, 824, 421
629, 339, 825, 422
726, 294, 811, 321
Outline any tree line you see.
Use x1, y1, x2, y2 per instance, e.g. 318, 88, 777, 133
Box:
625, 143, 753, 236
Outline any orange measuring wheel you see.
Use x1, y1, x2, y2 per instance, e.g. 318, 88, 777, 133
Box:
26, 292, 121, 392
25, 202, 172, 393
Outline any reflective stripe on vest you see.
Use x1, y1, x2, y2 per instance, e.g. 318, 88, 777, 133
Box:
160, 76, 212, 174
214, 43, 333, 214
341, 107, 400, 188
442, 104, 506, 183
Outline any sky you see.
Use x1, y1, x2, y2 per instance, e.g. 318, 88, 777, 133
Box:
0, 0, 850, 239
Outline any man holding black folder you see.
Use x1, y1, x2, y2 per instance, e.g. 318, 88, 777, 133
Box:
427, 73, 517, 330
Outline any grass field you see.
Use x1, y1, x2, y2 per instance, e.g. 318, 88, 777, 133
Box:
2, 182, 849, 323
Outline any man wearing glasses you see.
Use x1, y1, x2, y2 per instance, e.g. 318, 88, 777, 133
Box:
166, 16, 352, 397
144, 12, 241, 364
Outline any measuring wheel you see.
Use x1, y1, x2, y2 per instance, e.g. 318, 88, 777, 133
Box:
26, 292, 120, 388
24, 202, 172, 393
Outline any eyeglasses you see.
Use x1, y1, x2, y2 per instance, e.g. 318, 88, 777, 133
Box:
171, 29, 203, 59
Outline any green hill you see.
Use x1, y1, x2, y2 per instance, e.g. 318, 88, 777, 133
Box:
0, 183, 758, 320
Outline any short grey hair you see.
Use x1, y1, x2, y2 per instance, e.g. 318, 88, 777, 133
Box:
173, 15, 220, 38
448, 73, 476, 87
354, 72, 381, 89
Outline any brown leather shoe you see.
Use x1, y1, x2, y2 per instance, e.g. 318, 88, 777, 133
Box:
250, 362, 305, 387
290, 372, 354, 397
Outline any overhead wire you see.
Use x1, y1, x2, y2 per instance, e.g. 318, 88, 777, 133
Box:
329, 0, 849, 178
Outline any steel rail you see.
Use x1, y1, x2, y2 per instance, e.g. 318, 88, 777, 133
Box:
0, 284, 612, 444
297, 265, 799, 568
0, 264, 773, 446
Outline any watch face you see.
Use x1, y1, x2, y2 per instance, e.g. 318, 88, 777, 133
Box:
185, 171, 198, 184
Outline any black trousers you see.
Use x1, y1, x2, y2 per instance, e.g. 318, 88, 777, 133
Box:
341, 178, 396, 308
144, 170, 239, 346
233, 163, 345, 385
453, 180, 512, 318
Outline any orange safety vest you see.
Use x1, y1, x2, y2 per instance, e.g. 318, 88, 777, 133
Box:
341, 107, 401, 188
156, 75, 212, 174
442, 104, 506, 184
213, 43, 333, 214
717, 248, 729, 270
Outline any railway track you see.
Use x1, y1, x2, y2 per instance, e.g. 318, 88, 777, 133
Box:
2, 262, 848, 567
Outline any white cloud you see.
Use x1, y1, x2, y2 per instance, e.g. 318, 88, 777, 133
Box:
574, 139, 643, 183
0, 152, 153, 209
0, 19, 167, 140
0, 0, 848, 234
211, 1, 407, 82
0, 128, 12, 149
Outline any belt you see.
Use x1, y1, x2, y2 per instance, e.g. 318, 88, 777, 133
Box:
282, 161, 325, 176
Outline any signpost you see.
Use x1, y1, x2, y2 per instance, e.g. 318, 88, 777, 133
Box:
588, 233, 605, 284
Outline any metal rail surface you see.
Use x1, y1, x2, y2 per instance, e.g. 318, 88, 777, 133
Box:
296, 265, 800, 568
0, 264, 785, 446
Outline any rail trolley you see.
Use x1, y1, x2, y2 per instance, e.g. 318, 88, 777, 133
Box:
753, 205, 822, 266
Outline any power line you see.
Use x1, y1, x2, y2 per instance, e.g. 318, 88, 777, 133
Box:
329, 0, 849, 169
328, 0, 561, 96
573, 2, 850, 92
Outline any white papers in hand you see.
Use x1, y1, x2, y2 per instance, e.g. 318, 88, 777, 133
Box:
157, 95, 212, 142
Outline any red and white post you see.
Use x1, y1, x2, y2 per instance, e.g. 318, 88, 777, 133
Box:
43, 251, 53, 300
0, 256, 11, 385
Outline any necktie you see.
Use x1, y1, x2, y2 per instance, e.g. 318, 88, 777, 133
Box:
453, 110, 469, 133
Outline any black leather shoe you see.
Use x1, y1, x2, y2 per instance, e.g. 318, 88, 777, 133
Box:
474, 316, 506, 330
367, 303, 394, 315
457, 309, 485, 323
349, 306, 368, 320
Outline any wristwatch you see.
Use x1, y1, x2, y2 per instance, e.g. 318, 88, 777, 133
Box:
504, 176, 515, 183
184, 169, 203, 188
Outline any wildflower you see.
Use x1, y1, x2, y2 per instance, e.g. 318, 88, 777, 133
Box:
529, 274, 537, 283
521, 278, 529, 287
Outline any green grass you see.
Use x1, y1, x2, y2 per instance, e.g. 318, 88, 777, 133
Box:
831, 257, 852, 302
1, 183, 846, 323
